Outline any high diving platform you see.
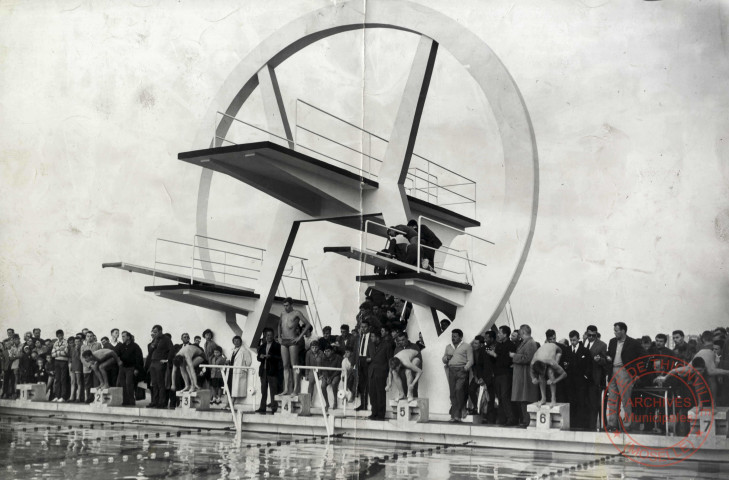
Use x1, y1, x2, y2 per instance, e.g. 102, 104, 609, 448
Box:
323, 246, 471, 318
144, 284, 306, 317
102, 262, 256, 293
179, 141, 375, 218
178, 141, 480, 231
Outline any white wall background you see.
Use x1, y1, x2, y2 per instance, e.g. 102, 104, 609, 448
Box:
1, 0, 728, 351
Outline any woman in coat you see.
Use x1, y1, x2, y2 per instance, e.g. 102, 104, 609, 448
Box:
229, 335, 253, 405
510, 324, 539, 427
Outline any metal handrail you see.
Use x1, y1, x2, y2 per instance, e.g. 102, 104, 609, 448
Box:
191, 234, 264, 286
193, 258, 259, 273
297, 125, 383, 164
216, 111, 291, 145
416, 215, 494, 283
193, 257, 260, 273
412, 153, 475, 184
363, 220, 410, 258
296, 99, 389, 143
199, 364, 258, 439
294, 365, 345, 436
295, 143, 373, 178
195, 234, 265, 254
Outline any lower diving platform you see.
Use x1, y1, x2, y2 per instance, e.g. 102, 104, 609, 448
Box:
324, 246, 471, 318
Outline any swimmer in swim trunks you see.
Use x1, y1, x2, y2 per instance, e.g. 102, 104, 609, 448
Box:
81, 348, 122, 390
530, 342, 567, 407
278, 297, 312, 395
386, 348, 422, 401
172, 344, 206, 392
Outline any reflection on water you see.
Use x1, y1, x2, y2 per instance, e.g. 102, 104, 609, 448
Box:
0, 416, 726, 479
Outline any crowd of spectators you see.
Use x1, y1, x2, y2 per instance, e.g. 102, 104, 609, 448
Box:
1, 305, 727, 434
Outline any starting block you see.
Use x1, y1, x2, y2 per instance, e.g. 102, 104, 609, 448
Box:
528, 403, 570, 431
390, 398, 429, 424
177, 390, 211, 410
275, 394, 311, 417
16, 383, 47, 402
688, 407, 728, 439
90, 387, 123, 407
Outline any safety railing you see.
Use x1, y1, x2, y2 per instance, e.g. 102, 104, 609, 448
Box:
415, 215, 493, 285
361, 218, 494, 285
276, 255, 324, 336
198, 364, 258, 440
152, 235, 265, 290
215, 108, 380, 180
362, 219, 470, 281
191, 235, 264, 288
293, 365, 346, 436
213, 100, 478, 217
408, 153, 477, 219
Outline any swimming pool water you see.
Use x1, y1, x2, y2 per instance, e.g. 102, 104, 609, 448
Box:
0, 416, 726, 479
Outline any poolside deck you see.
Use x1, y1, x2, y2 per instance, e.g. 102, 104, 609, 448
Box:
1, 400, 726, 462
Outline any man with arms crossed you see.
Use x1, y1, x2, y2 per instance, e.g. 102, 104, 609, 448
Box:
278, 297, 312, 395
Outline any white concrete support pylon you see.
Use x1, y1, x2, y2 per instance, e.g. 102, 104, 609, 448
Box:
239, 208, 304, 347
376, 35, 438, 227
258, 64, 295, 149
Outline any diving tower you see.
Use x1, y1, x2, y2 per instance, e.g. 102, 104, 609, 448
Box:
104, 1, 538, 417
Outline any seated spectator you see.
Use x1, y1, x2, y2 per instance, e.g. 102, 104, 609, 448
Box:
81, 349, 122, 389
530, 342, 567, 408
304, 340, 322, 399
335, 325, 355, 356
321, 326, 336, 347
406, 219, 442, 272
318, 343, 342, 410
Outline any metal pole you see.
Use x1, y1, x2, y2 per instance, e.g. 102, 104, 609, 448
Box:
417, 218, 421, 274
220, 366, 242, 437
190, 235, 197, 284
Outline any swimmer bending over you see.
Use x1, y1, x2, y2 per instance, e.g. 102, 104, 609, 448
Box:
386, 348, 422, 401
81, 348, 122, 390
530, 342, 567, 407
172, 344, 207, 392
